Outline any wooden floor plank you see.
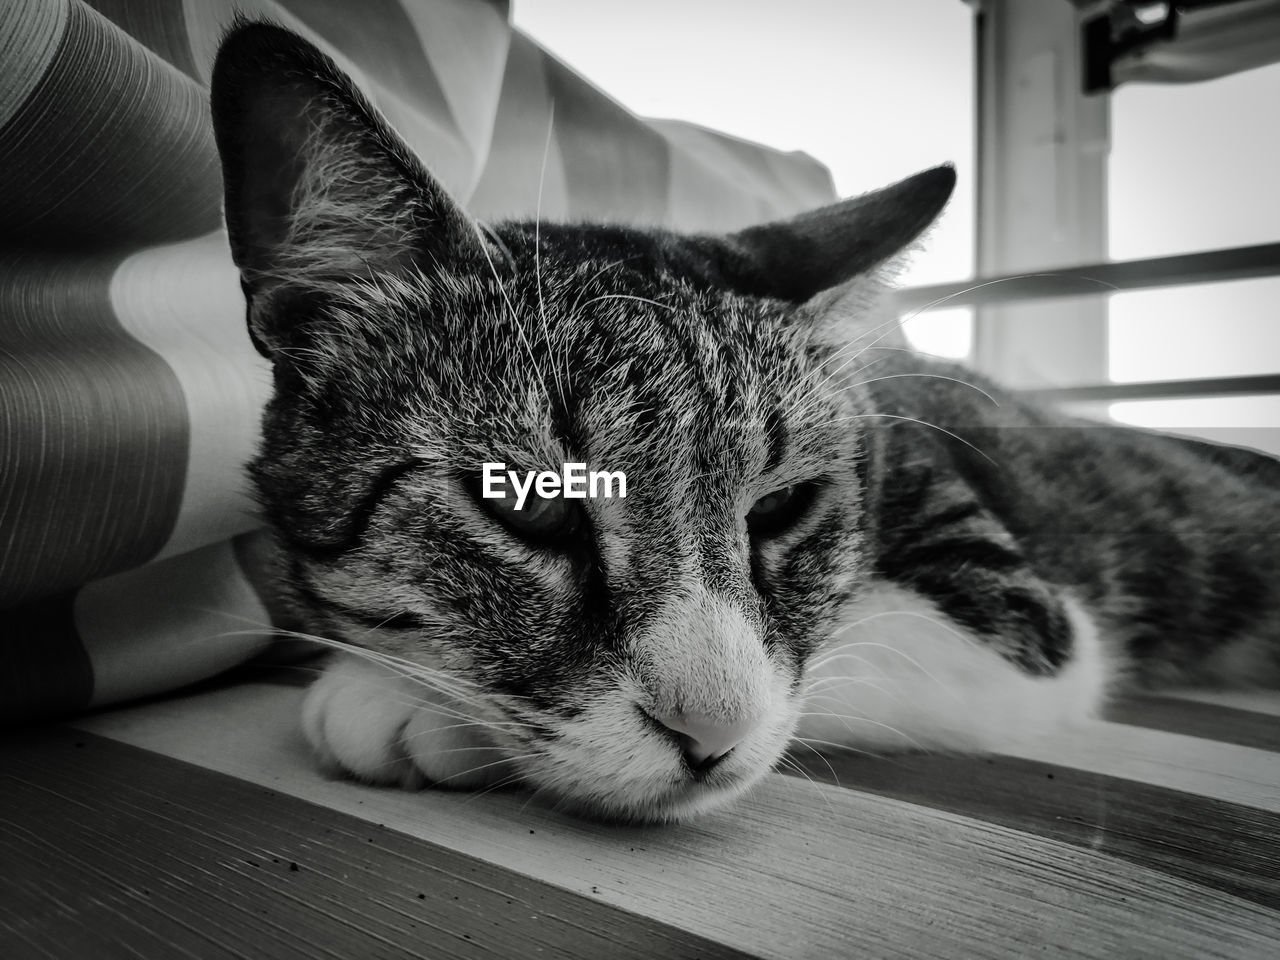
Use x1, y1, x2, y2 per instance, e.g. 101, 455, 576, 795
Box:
1156, 689, 1280, 719
65, 682, 1280, 960
1104, 696, 1280, 752
783, 749, 1280, 909
0, 727, 752, 960
992, 717, 1280, 813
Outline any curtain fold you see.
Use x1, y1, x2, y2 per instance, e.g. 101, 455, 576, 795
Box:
0, 0, 838, 724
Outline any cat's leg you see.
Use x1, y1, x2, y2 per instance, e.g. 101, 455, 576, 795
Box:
798, 580, 1110, 756
301, 653, 518, 790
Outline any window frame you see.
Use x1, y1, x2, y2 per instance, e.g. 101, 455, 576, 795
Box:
897, 0, 1280, 409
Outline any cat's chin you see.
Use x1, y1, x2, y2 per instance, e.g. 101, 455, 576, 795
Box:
527, 767, 767, 825
514, 723, 791, 824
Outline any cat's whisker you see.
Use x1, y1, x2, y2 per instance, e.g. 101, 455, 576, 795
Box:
566, 257, 629, 320
233, 619, 473, 689
405, 740, 516, 755
801, 674, 898, 699
515, 780, 566, 817
576, 292, 675, 313
185, 613, 541, 727
243, 632, 501, 718
807, 642, 963, 705
398, 715, 542, 742
313, 669, 494, 723
786, 361, 1001, 429
468, 218, 552, 406
433, 751, 548, 788
821, 371, 1000, 410
477, 220, 515, 268
821, 607, 986, 650
796, 707, 929, 753
780, 311, 909, 418
774, 754, 839, 820
785, 736, 844, 782
789, 270, 1116, 422
802, 306, 905, 373
789, 734, 891, 762
803, 656, 914, 707
459, 769, 537, 806
896, 272, 1121, 326
782, 350, 894, 426
534, 99, 569, 410
821, 411, 997, 465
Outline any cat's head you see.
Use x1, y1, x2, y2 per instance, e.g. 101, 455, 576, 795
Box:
211, 22, 954, 822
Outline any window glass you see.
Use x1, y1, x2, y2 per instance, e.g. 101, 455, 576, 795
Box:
1109, 279, 1280, 382
1110, 62, 1280, 261
1108, 61, 1280, 401
1106, 60, 1280, 438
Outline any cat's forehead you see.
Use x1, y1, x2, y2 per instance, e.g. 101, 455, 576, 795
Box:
475, 221, 805, 365
491, 220, 729, 291
406, 237, 851, 486
338, 219, 861, 486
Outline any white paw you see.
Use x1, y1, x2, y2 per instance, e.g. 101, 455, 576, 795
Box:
301, 654, 518, 790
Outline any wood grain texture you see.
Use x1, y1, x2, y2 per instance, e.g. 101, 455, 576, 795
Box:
67, 682, 1280, 960
0, 727, 750, 960
1161, 689, 1280, 718
993, 717, 1280, 813
1103, 696, 1280, 752
783, 750, 1280, 909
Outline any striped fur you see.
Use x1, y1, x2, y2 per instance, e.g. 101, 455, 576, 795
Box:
212, 23, 1280, 823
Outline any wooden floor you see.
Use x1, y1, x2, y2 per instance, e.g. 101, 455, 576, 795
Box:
2, 676, 1279, 959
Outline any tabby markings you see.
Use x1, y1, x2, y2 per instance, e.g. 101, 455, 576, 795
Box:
481, 462, 628, 510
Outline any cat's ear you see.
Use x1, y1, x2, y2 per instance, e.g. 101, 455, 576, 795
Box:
704, 166, 956, 348
210, 21, 483, 355
721, 165, 955, 301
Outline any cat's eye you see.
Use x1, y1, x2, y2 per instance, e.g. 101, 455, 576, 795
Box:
747, 482, 819, 538
467, 477, 584, 543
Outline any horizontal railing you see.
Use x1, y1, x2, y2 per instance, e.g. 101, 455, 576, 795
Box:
893, 242, 1280, 312
893, 241, 1280, 401
1021, 374, 1280, 404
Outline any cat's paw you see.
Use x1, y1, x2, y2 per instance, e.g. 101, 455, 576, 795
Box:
301, 654, 518, 790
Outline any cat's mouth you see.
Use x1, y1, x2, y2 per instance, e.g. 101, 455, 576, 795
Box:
503, 714, 792, 824
417, 732, 763, 823
532, 761, 767, 825
483, 678, 799, 822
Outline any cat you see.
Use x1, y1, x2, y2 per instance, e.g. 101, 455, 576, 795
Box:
210, 22, 1280, 823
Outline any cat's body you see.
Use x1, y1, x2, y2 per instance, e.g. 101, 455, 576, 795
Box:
864, 349, 1280, 692
211, 23, 1280, 823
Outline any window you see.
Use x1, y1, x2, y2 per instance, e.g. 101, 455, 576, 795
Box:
1107, 60, 1280, 452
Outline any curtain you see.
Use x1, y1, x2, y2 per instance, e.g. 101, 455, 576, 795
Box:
0, 0, 837, 724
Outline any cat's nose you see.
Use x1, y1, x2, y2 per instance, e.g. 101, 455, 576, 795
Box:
652, 710, 759, 771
